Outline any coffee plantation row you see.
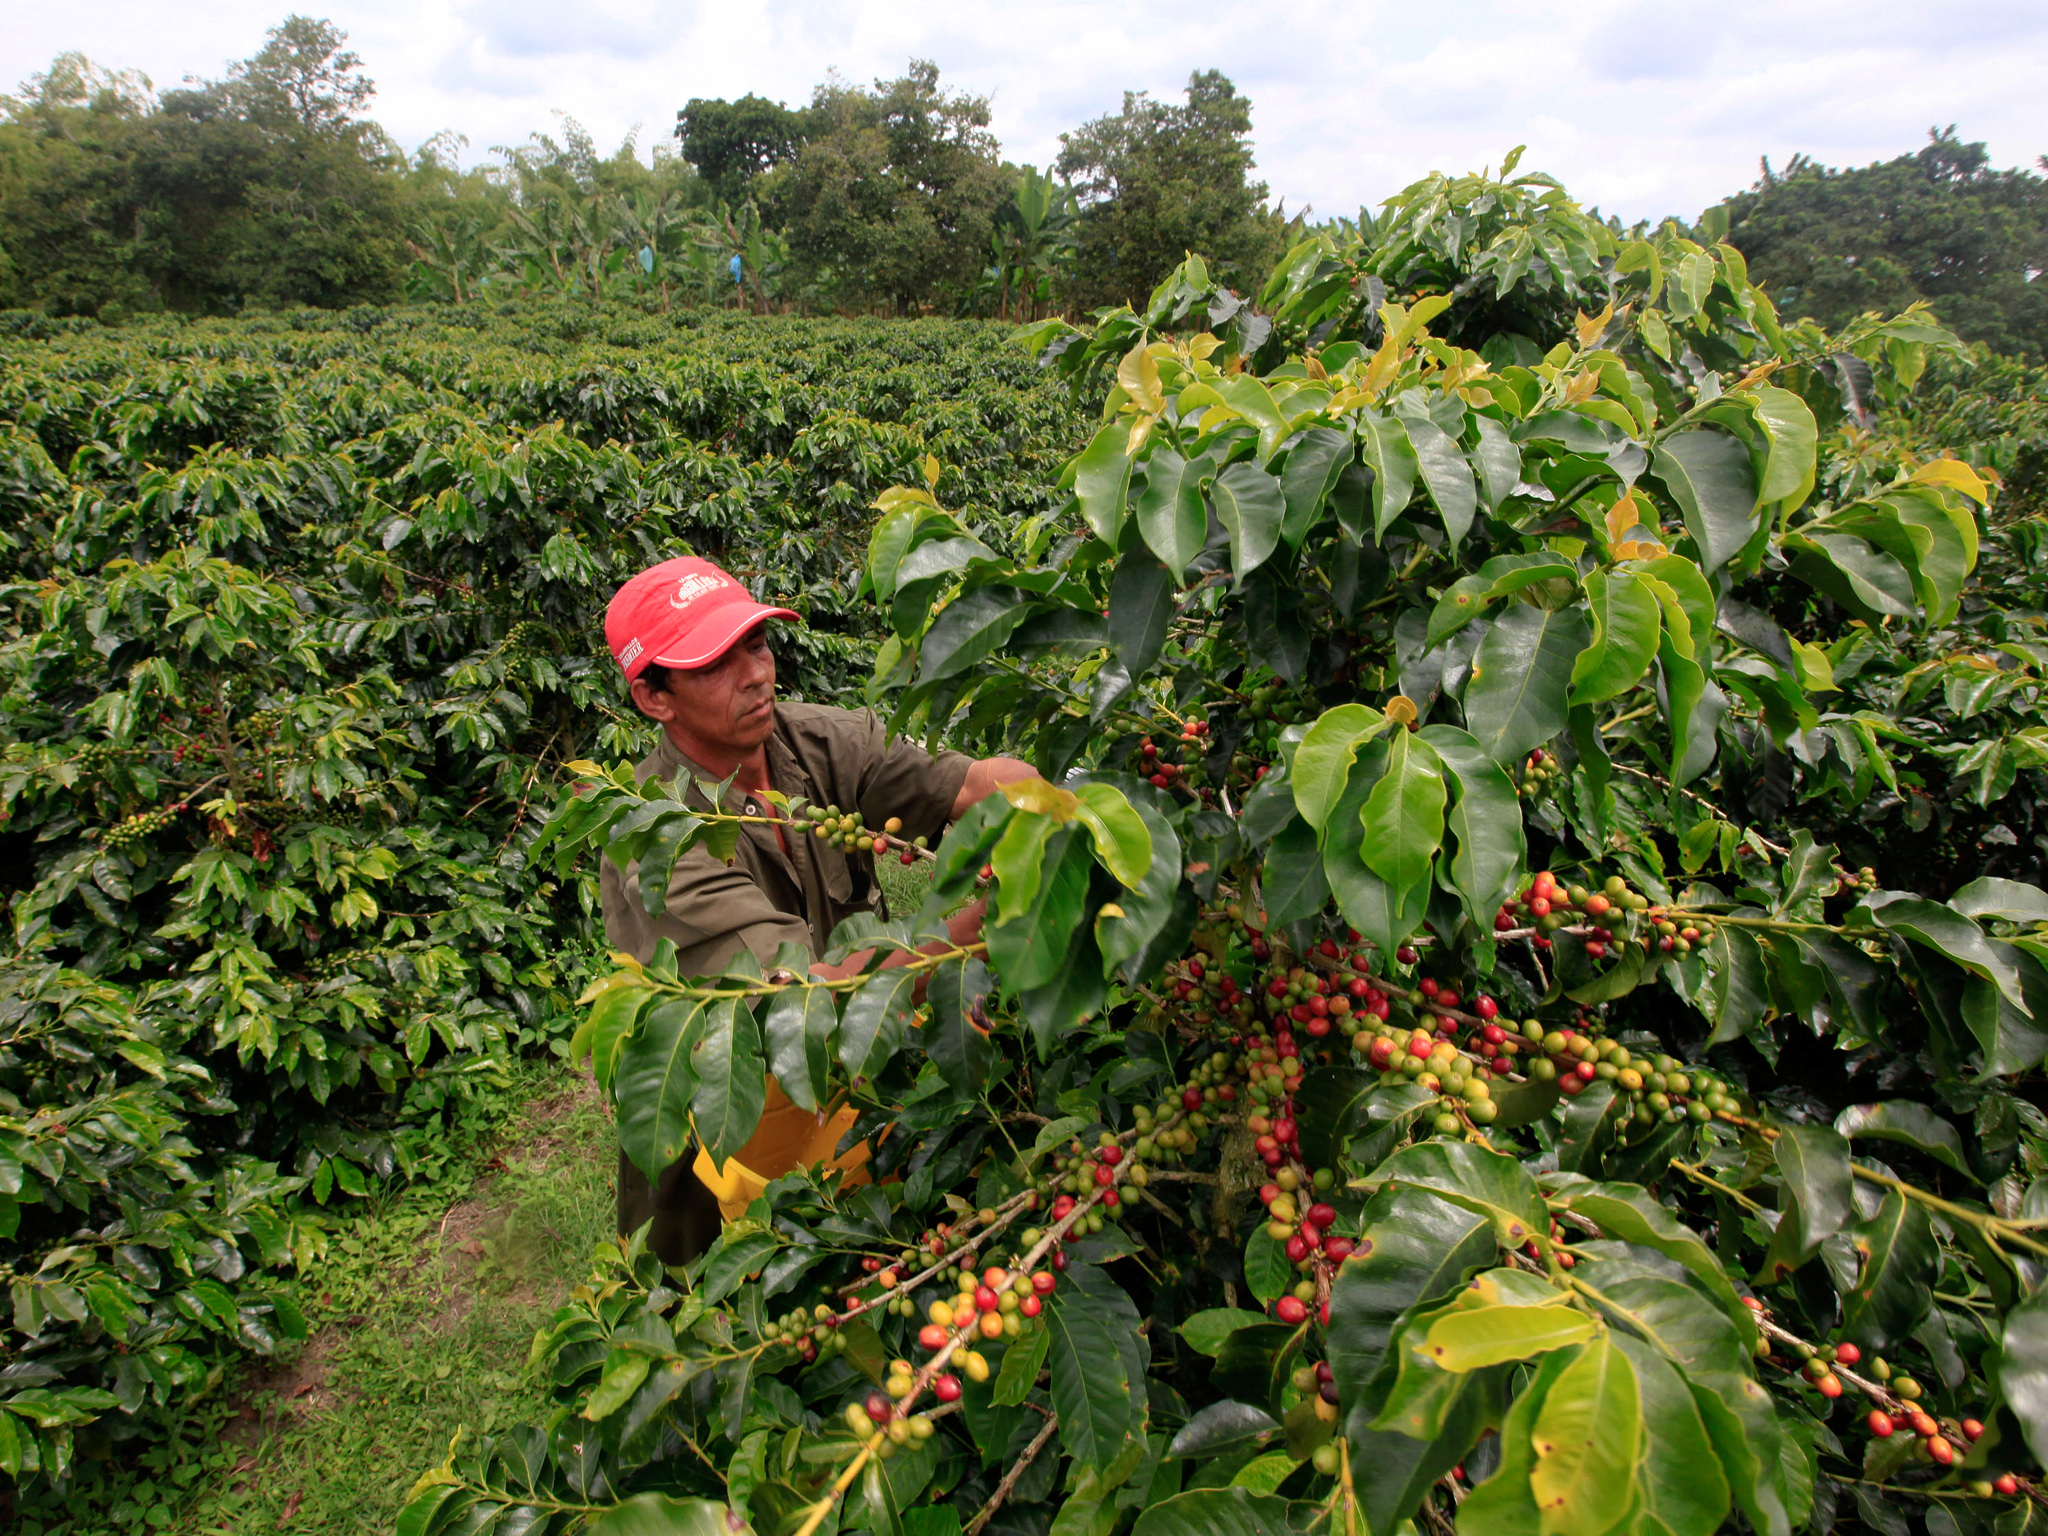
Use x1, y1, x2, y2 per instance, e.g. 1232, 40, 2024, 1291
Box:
0, 303, 1086, 1491
398, 166, 2048, 1536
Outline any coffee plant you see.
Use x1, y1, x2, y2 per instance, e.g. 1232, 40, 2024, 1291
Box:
0, 302, 1083, 1492
398, 162, 2048, 1536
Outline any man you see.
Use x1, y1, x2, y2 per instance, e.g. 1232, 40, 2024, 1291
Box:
600, 555, 1033, 1262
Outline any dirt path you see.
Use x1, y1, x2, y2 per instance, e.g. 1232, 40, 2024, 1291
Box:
176, 1073, 615, 1534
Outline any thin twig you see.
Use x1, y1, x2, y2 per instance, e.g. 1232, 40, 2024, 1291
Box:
964, 1413, 1060, 1536
1609, 762, 1789, 857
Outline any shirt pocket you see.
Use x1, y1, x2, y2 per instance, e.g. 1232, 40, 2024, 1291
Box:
816, 840, 878, 913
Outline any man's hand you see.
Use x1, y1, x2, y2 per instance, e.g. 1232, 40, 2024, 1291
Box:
809, 900, 987, 990
952, 756, 1035, 820
807, 756, 1023, 987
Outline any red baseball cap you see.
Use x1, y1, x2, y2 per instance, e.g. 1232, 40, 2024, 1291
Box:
606, 557, 798, 680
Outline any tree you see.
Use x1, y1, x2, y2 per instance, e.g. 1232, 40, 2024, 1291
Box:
986, 164, 1078, 320
0, 54, 162, 317
227, 13, 373, 131
676, 92, 806, 208
0, 18, 407, 316
763, 60, 1008, 313
1724, 127, 2048, 362
1056, 69, 1285, 310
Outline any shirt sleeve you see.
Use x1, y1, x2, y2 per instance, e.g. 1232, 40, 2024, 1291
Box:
601, 842, 813, 975
839, 709, 974, 844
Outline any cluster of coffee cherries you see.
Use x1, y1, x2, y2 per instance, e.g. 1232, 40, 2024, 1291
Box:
784, 799, 928, 866
1259, 1170, 1352, 1326
1516, 747, 1565, 800
1226, 1002, 1351, 1331
1751, 1314, 2026, 1493
1289, 1361, 1345, 1430
916, 1257, 1059, 1354
842, 1387, 938, 1456
1233, 684, 1301, 782
1494, 870, 1717, 962
1846, 1351, 1975, 1470
1135, 716, 1210, 791
100, 801, 191, 851
1520, 1218, 1579, 1270
761, 1305, 850, 1366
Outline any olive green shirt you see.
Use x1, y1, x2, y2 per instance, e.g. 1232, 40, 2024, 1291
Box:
598, 701, 973, 974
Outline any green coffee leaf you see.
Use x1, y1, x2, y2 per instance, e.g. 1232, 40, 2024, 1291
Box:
613, 997, 703, 1181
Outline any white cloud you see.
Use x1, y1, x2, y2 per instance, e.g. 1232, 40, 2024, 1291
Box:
6, 0, 2043, 219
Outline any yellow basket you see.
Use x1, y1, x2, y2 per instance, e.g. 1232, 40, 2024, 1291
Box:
691, 1078, 873, 1221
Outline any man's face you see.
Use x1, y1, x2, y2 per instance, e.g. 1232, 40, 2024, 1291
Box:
631, 624, 778, 753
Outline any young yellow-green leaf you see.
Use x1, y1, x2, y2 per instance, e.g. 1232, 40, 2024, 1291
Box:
867, 506, 922, 601
1358, 730, 1445, 896
1229, 1452, 1298, 1495
1073, 783, 1153, 888
1750, 385, 1818, 508
574, 979, 657, 1094
1630, 553, 1715, 664
1292, 704, 1390, 835
1117, 341, 1164, 413
990, 811, 1059, 923
1530, 1337, 1640, 1536
1610, 1334, 1731, 1536
1208, 375, 1292, 464
1420, 1304, 1598, 1372
581, 1349, 654, 1422
1456, 1346, 1573, 1535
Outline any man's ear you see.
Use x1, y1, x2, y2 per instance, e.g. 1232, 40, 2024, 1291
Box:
629, 676, 679, 723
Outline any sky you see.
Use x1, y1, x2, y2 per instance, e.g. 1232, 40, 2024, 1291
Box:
6, 0, 2045, 225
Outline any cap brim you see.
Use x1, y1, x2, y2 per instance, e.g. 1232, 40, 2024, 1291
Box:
647, 604, 800, 671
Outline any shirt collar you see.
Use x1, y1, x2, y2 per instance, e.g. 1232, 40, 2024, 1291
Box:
654, 712, 811, 810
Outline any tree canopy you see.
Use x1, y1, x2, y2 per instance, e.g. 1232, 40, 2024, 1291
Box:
1723, 128, 2048, 363
0, 15, 405, 317
676, 92, 807, 208
762, 60, 1009, 313
1056, 69, 1286, 311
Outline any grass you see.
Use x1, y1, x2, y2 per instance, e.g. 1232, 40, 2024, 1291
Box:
23, 862, 937, 1536
18, 1061, 617, 1536
879, 848, 938, 919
